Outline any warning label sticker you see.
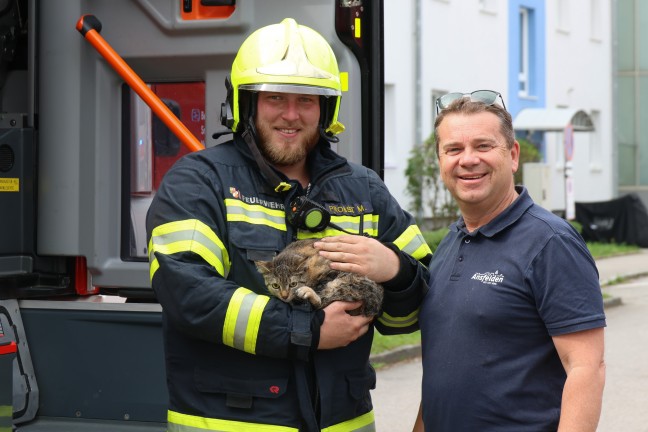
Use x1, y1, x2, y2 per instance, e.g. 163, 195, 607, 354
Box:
0, 178, 19, 192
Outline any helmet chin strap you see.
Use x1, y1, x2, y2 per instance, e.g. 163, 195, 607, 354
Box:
319, 126, 339, 143
235, 92, 291, 193
241, 121, 293, 193
318, 97, 339, 143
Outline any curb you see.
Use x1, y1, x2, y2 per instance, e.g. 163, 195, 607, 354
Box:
603, 296, 623, 308
600, 271, 648, 309
600, 271, 648, 288
370, 344, 421, 366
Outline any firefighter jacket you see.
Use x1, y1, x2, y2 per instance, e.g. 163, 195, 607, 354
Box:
146, 134, 432, 432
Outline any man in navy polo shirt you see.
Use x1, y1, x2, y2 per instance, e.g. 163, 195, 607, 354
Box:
412, 91, 606, 431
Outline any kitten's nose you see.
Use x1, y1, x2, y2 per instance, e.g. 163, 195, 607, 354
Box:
281, 291, 289, 299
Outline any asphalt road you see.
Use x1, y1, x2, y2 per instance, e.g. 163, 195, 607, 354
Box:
370, 275, 648, 431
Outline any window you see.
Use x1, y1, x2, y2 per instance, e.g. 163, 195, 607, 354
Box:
431, 89, 447, 128
122, 82, 206, 260
556, 0, 570, 33
479, 0, 498, 15
384, 84, 397, 169
588, 110, 602, 169
518, 7, 530, 97
590, 0, 602, 41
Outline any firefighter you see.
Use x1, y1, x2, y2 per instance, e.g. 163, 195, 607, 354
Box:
146, 18, 431, 432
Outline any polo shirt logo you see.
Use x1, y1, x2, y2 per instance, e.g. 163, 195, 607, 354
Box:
471, 270, 505, 286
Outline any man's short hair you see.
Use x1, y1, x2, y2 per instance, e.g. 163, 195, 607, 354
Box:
434, 98, 515, 154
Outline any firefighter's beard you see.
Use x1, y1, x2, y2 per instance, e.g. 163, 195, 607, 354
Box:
255, 120, 320, 167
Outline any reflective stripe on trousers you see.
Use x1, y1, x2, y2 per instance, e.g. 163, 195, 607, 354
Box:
166, 409, 375, 432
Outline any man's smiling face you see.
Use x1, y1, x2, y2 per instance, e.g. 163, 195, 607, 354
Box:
436, 111, 520, 215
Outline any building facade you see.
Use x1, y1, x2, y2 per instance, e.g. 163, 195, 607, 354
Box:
384, 0, 615, 218
614, 0, 648, 206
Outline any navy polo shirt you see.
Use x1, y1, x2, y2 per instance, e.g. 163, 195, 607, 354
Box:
420, 187, 606, 431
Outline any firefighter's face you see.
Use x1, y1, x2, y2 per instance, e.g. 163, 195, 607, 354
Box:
255, 91, 320, 166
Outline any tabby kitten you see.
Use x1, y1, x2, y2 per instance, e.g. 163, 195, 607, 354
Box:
255, 239, 384, 317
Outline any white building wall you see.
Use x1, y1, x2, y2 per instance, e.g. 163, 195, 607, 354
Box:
383, 0, 417, 210
543, 0, 613, 211
418, 0, 509, 143
383, 0, 614, 215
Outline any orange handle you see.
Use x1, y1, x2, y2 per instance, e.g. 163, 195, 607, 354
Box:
76, 15, 204, 153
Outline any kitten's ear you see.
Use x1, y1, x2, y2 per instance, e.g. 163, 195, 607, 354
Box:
255, 261, 271, 274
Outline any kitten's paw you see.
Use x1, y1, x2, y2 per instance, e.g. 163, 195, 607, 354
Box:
296, 286, 322, 308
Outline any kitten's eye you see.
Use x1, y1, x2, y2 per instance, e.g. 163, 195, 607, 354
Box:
289, 282, 299, 288
270, 283, 280, 290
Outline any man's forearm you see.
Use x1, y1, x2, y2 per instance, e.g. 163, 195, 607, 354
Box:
557, 364, 606, 431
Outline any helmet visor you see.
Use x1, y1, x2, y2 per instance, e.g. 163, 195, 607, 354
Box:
239, 83, 340, 97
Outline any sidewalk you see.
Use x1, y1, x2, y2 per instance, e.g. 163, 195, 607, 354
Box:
597, 248, 648, 287
598, 248, 648, 308
371, 249, 648, 366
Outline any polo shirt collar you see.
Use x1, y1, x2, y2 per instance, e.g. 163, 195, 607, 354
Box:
450, 186, 533, 238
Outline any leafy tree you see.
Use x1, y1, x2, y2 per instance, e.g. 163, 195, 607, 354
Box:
404, 133, 458, 225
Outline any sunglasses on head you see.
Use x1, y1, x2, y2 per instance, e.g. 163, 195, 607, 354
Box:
435, 90, 506, 113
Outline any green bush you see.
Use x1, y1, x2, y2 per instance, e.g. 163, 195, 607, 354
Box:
422, 228, 449, 253
515, 137, 541, 185
569, 220, 583, 234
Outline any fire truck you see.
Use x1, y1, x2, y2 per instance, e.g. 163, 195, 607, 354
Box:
0, 0, 384, 430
